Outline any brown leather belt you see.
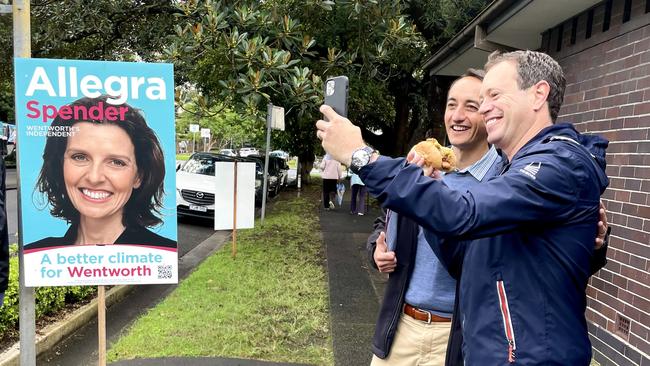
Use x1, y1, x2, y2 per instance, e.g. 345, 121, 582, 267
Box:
404, 303, 451, 323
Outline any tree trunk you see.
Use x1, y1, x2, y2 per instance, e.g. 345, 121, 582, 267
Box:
298, 152, 314, 185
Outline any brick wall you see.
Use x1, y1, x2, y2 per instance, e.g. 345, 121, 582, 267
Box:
542, 1, 650, 365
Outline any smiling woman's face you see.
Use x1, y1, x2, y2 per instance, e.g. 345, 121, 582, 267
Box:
63, 122, 141, 223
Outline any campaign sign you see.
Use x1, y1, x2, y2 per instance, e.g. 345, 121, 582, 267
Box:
14, 58, 178, 286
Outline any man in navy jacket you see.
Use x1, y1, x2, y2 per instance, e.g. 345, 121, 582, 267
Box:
317, 50, 608, 365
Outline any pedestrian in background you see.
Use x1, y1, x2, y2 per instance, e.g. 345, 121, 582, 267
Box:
349, 172, 367, 215
320, 154, 341, 210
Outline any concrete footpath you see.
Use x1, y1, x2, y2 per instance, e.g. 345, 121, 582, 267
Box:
320, 200, 386, 366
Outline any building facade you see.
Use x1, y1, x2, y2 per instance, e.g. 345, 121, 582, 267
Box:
423, 0, 649, 364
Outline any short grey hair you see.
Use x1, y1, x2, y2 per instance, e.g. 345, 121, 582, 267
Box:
485, 50, 566, 122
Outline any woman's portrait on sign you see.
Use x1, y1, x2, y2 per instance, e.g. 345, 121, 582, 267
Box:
27, 95, 176, 249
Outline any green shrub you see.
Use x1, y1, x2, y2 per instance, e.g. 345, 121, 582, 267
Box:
0, 256, 97, 334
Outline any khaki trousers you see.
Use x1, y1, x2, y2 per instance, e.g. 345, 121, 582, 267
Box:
370, 313, 451, 366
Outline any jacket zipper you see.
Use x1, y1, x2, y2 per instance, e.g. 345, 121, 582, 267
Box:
496, 280, 516, 363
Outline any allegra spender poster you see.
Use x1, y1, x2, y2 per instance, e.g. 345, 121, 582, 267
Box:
14, 58, 178, 286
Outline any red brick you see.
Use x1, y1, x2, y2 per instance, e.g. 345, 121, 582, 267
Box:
604, 258, 621, 273
595, 291, 623, 313
632, 296, 650, 314
617, 287, 635, 304
602, 94, 627, 108
633, 37, 650, 55
611, 273, 628, 288
630, 193, 647, 206
623, 240, 650, 257
630, 322, 648, 343
628, 90, 644, 103
611, 118, 624, 129
634, 102, 650, 115
614, 190, 631, 202
611, 154, 629, 165
605, 199, 623, 213
639, 76, 650, 89
606, 107, 620, 119
586, 308, 608, 328
585, 87, 608, 100
629, 333, 650, 355
630, 63, 650, 79
624, 54, 641, 68
620, 166, 636, 178
629, 253, 647, 271
607, 165, 622, 176
636, 167, 650, 179
613, 248, 631, 264
621, 79, 637, 93
623, 178, 641, 190
638, 141, 650, 153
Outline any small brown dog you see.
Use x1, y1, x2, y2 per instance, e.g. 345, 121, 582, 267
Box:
413, 138, 457, 172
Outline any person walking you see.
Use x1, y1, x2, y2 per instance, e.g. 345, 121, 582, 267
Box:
349, 172, 367, 215
320, 154, 341, 210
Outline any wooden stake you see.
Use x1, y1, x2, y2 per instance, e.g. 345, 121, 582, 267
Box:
232, 161, 238, 258
98, 285, 106, 366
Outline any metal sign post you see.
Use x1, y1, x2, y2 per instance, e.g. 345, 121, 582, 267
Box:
261, 104, 272, 224
260, 104, 285, 224
189, 123, 199, 154
10, 1, 36, 365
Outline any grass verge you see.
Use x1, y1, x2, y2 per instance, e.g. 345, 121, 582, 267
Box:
108, 187, 333, 365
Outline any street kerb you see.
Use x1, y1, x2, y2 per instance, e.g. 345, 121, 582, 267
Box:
0, 285, 134, 366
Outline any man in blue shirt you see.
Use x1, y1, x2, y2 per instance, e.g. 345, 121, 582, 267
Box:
320, 51, 609, 365
367, 69, 500, 365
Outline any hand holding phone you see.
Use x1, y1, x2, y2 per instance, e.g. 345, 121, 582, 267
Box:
323, 76, 349, 120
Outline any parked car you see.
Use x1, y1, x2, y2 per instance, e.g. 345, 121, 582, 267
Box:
218, 148, 237, 157
176, 153, 265, 220
268, 156, 290, 194
247, 155, 289, 197
238, 147, 259, 157
269, 150, 290, 160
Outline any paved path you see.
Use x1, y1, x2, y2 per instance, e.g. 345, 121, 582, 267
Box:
319, 186, 385, 366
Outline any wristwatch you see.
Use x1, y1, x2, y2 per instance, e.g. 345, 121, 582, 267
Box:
349, 146, 375, 174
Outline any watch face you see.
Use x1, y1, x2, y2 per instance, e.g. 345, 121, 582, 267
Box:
352, 150, 370, 168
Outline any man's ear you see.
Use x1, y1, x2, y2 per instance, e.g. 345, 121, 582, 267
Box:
532, 80, 551, 112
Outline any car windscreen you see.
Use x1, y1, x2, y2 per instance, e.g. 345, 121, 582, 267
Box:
180, 156, 217, 176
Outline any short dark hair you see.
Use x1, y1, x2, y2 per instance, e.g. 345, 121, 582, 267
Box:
36, 95, 166, 228
448, 68, 485, 96
485, 50, 566, 122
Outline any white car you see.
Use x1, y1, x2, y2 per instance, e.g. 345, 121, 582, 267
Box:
177, 152, 263, 219
219, 148, 237, 156
239, 147, 259, 157
269, 150, 290, 160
